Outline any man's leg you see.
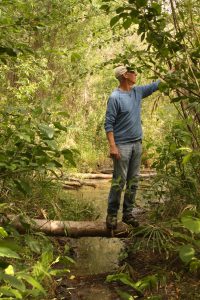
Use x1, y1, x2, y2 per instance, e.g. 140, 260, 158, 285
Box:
122, 140, 142, 224
107, 143, 133, 229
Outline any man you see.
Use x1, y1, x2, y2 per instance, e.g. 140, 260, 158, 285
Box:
104, 65, 160, 230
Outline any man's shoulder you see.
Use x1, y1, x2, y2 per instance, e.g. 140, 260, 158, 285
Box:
110, 88, 120, 99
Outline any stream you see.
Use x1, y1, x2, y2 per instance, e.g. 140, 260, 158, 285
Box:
56, 176, 153, 300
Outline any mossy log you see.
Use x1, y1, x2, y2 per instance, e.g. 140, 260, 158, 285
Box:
6, 215, 130, 238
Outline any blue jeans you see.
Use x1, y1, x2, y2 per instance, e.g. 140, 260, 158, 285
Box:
107, 141, 142, 217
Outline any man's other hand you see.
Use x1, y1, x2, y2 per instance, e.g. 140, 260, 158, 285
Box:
110, 145, 121, 160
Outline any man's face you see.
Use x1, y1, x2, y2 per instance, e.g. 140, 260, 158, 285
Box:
124, 71, 137, 85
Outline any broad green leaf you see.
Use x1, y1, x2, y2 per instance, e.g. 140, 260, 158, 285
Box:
60, 256, 75, 266
100, 4, 110, 11
158, 82, 169, 92
110, 15, 120, 27
5, 265, 14, 276
123, 17, 132, 29
50, 160, 63, 168
182, 153, 192, 165
106, 273, 142, 294
71, 52, 81, 63
151, 2, 162, 14
41, 250, 54, 267
135, 275, 158, 290
116, 289, 134, 300
53, 122, 68, 132
19, 274, 46, 295
18, 133, 31, 143
0, 239, 21, 252
44, 140, 58, 150
189, 259, 200, 273
136, 0, 148, 7
0, 247, 20, 259
169, 143, 176, 152
0, 227, 8, 238
13, 179, 31, 195
62, 149, 76, 166
25, 236, 41, 254
0, 273, 25, 292
181, 216, 200, 234
171, 95, 188, 102
38, 124, 55, 139
179, 244, 195, 264
0, 162, 8, 168
0, 286, 22, 299
0, 47, 17, 57
116, 7, 125, 14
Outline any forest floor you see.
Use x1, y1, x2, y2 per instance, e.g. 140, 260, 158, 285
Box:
53, 232, 200, 300
44, 172, 200, 300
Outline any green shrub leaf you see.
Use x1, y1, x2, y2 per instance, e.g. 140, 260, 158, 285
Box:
19, 274, 46, 295
38, 124, 55, 139
110, 15, 120, 27
116, 289, 134, 300
0, 286, 22, 299
0, 227, 8, 238
0, 273, 25, 292
0, 247, 20, 259
179, 244, 195, 264
181, 216, 200, 234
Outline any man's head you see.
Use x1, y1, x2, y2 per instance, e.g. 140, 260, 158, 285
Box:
114, 65, 137, 85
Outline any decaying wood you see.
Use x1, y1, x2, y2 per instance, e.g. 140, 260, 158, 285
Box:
63, 185, 79, 190
64, 181, 82, 187
69, 173, 112, 180
62, 179, 97, 190
5, 215, 130, 238
100, 168, 113, 174
68, 172, 156, 180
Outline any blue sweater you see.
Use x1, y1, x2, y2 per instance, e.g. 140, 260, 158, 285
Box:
104, 81, 160, 144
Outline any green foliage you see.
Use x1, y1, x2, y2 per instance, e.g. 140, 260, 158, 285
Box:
0, 247, 20, 259
131, 209, 200, 272
0, 105, 77, 197
106, 272, 164, 299
181, 215, 200, 234
151, 120, 200, 212
179, 244, 195, 264
0, 224, 74, 299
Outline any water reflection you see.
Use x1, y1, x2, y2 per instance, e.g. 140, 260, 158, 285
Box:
72, 237, 123, 275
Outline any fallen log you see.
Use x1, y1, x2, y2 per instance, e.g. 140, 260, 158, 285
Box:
5, 215, 130, 238
63, 184, 79, 190
67, 172, 156, 180
62, 180, 97, 190
64, 181, 82, 187
68, 173, 112, 180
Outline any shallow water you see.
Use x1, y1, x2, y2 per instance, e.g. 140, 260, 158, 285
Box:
58, 178, 152, 299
